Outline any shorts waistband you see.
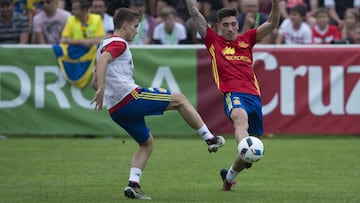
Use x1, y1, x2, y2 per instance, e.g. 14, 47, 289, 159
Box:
109, 88, 140, 113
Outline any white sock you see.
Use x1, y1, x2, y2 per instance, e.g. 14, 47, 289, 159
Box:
129, 167, 142, 184
226, 166, 239, 183
196, 124, 214, 140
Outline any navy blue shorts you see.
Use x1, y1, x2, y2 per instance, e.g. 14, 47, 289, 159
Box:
109, 87, 171, 143
224, 92, 264, 136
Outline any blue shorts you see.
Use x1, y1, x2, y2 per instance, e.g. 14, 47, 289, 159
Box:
224, 92, 264, 136
109, 87, 171, 144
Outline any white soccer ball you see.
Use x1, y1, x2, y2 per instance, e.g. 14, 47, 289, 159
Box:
238, 136, 264, 163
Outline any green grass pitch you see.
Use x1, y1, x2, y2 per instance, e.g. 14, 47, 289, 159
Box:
0, 136, 359, 203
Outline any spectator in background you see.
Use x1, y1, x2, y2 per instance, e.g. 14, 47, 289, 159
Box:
324, 0, 360, 28
279, 0, 317, 26
129, 0, 156, 45
61, 0, 104, 47
312, 7, 341, 44
152, 6, 187, 44
155, 0, 189, 24
148, 0, 157, 17
54, 0, 104, 89
237, 0, 273, 43
353, 22, 360, 43
258, 0, 273, 14
32, 0, 71, 44
276, 4, 312, 44
58, 0, 71, 11
208, 10, 219, 33
0, 0, 29, 44
307, 0, 324, 17
225, 0, 239, 10
12, 0, 39, 30
279, 0, 307, 19
341, 8, 360, 43
90, 0, 114, 35
106, 0, 130, 16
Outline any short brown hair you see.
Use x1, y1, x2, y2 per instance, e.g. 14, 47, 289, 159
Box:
314, 8, 329, 18
217, 7, 237, 22
113, 8, 140, 29
160, 6, 176, 18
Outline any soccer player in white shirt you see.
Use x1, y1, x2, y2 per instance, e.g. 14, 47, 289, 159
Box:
91, 7, 225, 200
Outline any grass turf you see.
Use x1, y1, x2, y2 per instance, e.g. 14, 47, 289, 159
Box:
0, 136, 359, 203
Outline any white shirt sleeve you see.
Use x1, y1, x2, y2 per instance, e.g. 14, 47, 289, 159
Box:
324, 0, 335, 7
355, 0, 360, 8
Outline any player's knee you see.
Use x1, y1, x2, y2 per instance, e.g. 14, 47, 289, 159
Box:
169, 92, 188, 108
231, 109, 248, 125
139, 135, 154, 150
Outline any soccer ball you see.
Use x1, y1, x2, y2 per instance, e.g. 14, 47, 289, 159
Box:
238, 136, 264, 163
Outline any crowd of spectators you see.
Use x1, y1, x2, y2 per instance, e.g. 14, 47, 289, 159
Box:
1, 0, 360, 45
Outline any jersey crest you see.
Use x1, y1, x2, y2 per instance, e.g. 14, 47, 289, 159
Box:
223, 46, 235, 55
238, 41, 249, 48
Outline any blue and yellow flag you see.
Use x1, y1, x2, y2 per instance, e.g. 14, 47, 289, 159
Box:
52, 44, 97, 89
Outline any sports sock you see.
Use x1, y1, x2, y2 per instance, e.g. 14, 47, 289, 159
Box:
226, 166, 239, 183
129, 167, 142, 184
196, 124, 214, 141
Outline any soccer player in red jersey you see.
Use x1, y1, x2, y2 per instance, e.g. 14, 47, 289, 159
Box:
186, 0, 281, 191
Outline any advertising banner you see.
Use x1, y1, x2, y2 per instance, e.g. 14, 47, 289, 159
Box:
1, 45, 359, 136
197, 46, 360, 135
0, 46, 197, 136
0, 47, 121, 136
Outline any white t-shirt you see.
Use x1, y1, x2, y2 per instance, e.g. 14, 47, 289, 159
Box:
152, 22, 187, 45
102, 13, 114, 34
96, 37, 138, 109
324, 0, 360, 8
278, 18, 312, 44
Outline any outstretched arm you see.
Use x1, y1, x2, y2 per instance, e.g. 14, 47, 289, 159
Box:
256, 0, 281, 41
185, 0, 208, 38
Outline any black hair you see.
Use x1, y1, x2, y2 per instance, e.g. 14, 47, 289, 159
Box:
72, 0, 91, 10
291, 4, 307, 17
216, 7, 237, 22
91, 0, 109, 7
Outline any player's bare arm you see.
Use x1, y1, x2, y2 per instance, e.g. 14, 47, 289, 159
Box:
91, 71, 98, 91
256, 0, 281, 41
185, 0, 208, 38
91, 52, 113, 111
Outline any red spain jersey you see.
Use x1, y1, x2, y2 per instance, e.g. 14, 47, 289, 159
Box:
203, 27, 260, 95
